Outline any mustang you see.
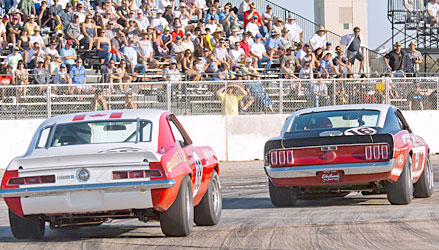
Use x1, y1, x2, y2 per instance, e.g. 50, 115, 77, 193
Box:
264, 104, 433, 206
0, 109, 222, 239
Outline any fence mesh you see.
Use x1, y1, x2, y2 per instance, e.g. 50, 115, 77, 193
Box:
0, 77, 438, 119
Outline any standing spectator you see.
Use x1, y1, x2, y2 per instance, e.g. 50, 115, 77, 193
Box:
238, 0, 251, 21
60, 3, 74, 28
309, 26, 327, 51
91, 89, 108, 111
70, 58, 88, 94
124, 92, 137, 109
66, 14, 83, 48
408, 82, 424, 110
247, 73, 274, 112
311, 75, 329, 107
250, 34, 272, 70
341, 26, 365, 72
15, 61, 29, 101
19, 0, 36, 19
96, 29, 112, 66
29, 27, 45, 48
33, 59, 49, 95
60, 40, 77, 72
427, 0, 439, 26
81, 15, 97, 51
216, 84, 247, 115
284, 14, 303, 44
0, 66, 14, 105
404, 41, 423, 77
7, 15, 21, 45
4, 47, 23, 72
53, 64, 73, 94
384, 41, 405, 73
123, 38, 147, 76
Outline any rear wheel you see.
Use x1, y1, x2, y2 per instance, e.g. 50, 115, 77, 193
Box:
414, 156, 434, 198
268, 179, 298, 207
387, 155, 413, 205
9, 209, 45, 240
194, 171, 222, 226
160, 175, 193, 237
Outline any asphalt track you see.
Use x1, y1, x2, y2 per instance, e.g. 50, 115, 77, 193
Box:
2, 157, 439, 249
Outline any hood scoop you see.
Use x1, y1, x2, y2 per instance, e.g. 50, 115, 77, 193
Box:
319, 131, 343, 137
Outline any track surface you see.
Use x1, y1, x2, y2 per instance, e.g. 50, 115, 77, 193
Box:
2, 157, 439, 249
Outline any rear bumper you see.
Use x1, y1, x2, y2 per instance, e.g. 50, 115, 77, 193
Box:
265, 159, 396, 185
0, 179, 175, 198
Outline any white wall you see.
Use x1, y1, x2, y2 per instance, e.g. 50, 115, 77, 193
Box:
0, 111, 438, 168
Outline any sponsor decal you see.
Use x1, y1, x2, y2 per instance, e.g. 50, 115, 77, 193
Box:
397, 154, 405, 166
344, 127, 377, 136
166, 150, 186, 173
57, 175, 74, 180
193, 151, 204, 197
317, 170, 344, 183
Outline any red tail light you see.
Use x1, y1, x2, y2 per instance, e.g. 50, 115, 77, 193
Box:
365, 144, 389, 161
1, 170, 18, 189
6, 175, 55, 186
270, 149, 294, 167
112, 169, 163, 180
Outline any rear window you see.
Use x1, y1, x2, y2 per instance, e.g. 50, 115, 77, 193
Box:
288, 110, 380, 132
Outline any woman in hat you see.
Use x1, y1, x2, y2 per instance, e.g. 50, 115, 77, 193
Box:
309, 26, 327, 51
271, 17, 284, 35
24, 15, 39, 35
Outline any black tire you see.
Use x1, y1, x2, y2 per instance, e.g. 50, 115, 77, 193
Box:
414, 156, 434, 198
9, 209, 45, 240
268, 179, 298, 207
387, 155, 413, 205
160, 175, 193, 237
194, 171, 222, 226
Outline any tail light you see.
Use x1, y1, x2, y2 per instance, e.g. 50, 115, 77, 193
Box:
1, 170, 18, 189
112, 163, 164, 180
269, 149, 294, 167
3, 173, 55, 187
365, 144, 389, 161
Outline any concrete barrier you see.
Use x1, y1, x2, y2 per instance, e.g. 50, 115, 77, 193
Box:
0, 111, 437, 167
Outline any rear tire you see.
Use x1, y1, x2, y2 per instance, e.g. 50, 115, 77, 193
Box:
387, 155, 413, 205
194, 171, 222, 226
414, 156, 434, 198
9, 209, 45, 240
268, 179, 298, 207
160, 175, 193, 237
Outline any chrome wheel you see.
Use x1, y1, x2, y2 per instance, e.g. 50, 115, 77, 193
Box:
211, 175, 221, 215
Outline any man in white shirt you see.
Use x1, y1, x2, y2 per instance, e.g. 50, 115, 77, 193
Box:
309, 26, 327, 51
427, 0, 439, 26
4, 47, 23, 71
158, 0, 172, 12
29, 27, 45, 48
284, 13, 303, 43
151, 10, 169, 33
229, 41, 246, 63
193, 0, 206, 20
245, 15, 261, 37
164, 59, 182, 82
136, 9, 150, 31
250, 34, 271, 70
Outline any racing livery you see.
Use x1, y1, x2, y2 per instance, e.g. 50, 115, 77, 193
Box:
0, 109, 222, 239
264, 104, 432, 206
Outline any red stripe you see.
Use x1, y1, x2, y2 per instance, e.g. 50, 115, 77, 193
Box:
72, 114, 86, 121
110, 112, 123, 119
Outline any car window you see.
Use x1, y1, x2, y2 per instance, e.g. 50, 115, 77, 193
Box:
168, 116, 191, 147
289, 110, 380, 132
36, 127, 52, 148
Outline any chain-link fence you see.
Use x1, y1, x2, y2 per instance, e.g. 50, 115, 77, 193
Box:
0, 77, 437, 119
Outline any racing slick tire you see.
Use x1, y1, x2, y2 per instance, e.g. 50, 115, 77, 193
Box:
387, 155, 413, 205
414, 156, 434, 198
160, 175, 194, 237
194, 171, 222, 226
9, 209, 45, 240
268, 179, 298, 207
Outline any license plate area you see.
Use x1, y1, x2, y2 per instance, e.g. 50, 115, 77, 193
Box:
317, 170, 344, 183
69, 191, 103, 207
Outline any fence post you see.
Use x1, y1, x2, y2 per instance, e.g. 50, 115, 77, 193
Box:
224, 82, 227, 116
46, 83, 51, 118
385, 78, 390, 104
279, 79, 283, 114
436, 78, 439, 110
166, 81, 171, 111
332, 79, 336, 105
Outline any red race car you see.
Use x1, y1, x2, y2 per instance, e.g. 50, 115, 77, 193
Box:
264, 104, 433, 206
0, 109, 221, 239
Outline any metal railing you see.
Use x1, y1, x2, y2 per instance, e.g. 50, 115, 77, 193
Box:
0, 77, 437, 119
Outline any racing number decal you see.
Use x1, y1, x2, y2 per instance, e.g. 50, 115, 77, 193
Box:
193, 151, 203, 197
344, 127, 377, 136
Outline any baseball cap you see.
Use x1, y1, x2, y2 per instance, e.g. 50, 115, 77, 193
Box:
255, 33, 261, 38
37, 59, 44, 63
60, 64, 66, 68
12, 15, 18, 19
180, 2, 186, 7
13, 47, 19, 51
67, 40, 73, 45
252, 15, 258, 19
164, 26, 170, 31
326, 42, 332, 45
138, 9, 143, 14
157, 9, 163, 14
395, 41, 402, 46
176, 35, 182, 40
50, 40, 57, 44
246, 58, 252, 63
170, 59, 177, 64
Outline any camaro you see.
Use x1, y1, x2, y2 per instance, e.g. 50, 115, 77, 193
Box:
0, 109, 222, 239
264, 104, 433, 206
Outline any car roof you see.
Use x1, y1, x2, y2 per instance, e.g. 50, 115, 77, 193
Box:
39, 109, 168, 127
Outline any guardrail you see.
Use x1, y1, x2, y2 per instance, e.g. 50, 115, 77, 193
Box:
0, 77, 437, 119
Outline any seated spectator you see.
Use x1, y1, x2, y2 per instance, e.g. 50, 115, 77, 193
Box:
60, 3, 74, 28
29, 27, 45, 49
333, 46, 352, 74
228, 26, 240, 49
314, 47, 324, 70
244, 3, 262, 33
152, 10, 168, 33
320, 52, 338, 77
280, 27, 292, 50
66, 14, 82, 48
81, 15, 97, 51
182, 49, 201, 81
246, 73, 274, 112
220, 3, 237, 37
136, 9, 150, 31
5, 47, 23, 72
33, 59, 49, 95
119, 60, 134, 85
110, 30, 127, 63
238, 0, 251, 21
182, 32, 194, 53
28, 42, 48, 69
216, 63, 231, 80
216, 84, 247, 115
53, 30, 67, 50
272, 18, 284, 35
241, 57, 257, 75
205, 6, 219, 25
240, 32, 252, 57
205, 52, 221, 79
53, 64, 73, 94
281, 59, 298, 79
280, 47, 300, 72
60, 40, 77, 72
171, 36, 185, 62
49, 54, 63, 76
284, 14, 303, 43
45, 40, 61, 58
262, 5, 275, 34
323, 42, 335, 59
7, 15, 21, 44
229, 42, 246, 64
206, 15, 218, 34
24, 15, 39, 35
301, 46, 315, 68
213, 38, 232, 66
250, 34, 272, 70
309, 26, 327, 51
124, 92, 137, 109
15, 61, 29, 101
164, 59, 182, 91
92, 89, 108, 111
96, 29, 113, 66
265, 30, 282, 58
245, 15, 261, 37
123, 38, 147, 77
299, 61, 313, 80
